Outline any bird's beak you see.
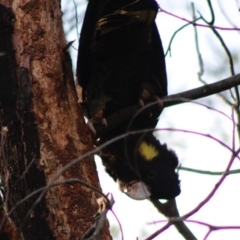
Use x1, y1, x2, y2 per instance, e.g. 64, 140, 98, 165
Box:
117, 179, 151, 200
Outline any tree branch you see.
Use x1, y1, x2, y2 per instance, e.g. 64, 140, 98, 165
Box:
148, 199, 197, 240
163, 73, 240, 106
95, 73, 240, 138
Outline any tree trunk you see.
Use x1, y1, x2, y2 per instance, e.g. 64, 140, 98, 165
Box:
0, 1, 111, 239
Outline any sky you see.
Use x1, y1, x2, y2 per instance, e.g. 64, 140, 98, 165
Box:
62, 0, 240, 239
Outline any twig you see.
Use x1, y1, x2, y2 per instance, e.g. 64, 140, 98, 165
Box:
180, 147, 240, 220
158, 6, 240, 31
198, 2, 239, 107
95, 73, 240, 138
217, 0, 240, 32
191, 3, 204, 80
81, 194, 115, 240
179, 166, 240, 175
164, 17, 201, 57
0, 178, 108, 231
185, 219, 240, 240
146, 147, 240, 239
191, 2, 233, 106
149, 199, 197, 240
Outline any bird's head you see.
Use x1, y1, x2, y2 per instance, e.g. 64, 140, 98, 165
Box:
101, 133, 181, 200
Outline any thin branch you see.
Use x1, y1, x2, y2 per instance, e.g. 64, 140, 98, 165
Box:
185, 219, 240, 240
158, 128, 240, 160
163, 73, 240, 106
18, 126, 238, 236
191, 2, 233, 106
217, 0, 240, 35
159, 7, 240, 31
95, 73, 240, 138
81, 194, 115, 240
205, 0, 215, 25
185, 219, 240, 230
144, 221, 171, 240
72, 0, 79, 38
179, 147, 240, 220
164, 17, 201, 57
191, 3, 204, 80
149, 199, 197, 240
0, 178, 108, 231
146, 148, 240, 239
198, 2, 239, 107
179, 166, 240, 175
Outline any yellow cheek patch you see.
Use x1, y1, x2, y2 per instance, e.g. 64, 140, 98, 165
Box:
138, 141, 159, 161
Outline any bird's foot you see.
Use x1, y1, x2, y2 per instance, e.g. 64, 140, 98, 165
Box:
87, 109, 107, 135
138, 88, 163, 117
152, 95, 164, 109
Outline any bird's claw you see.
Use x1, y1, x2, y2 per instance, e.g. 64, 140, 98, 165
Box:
87, 109, 107, 135
87, 120, 97, 135
138, 88, 163, 117
101, 118, 107, 127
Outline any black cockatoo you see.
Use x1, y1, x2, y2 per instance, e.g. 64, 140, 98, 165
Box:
77, 0, 180, 200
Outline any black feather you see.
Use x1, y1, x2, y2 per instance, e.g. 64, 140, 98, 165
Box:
77, 0, 180, 200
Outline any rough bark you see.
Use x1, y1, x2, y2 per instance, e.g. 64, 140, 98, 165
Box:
0, 1, 111, 239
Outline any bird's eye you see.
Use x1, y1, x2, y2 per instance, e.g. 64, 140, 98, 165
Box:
147, 168, 157, 179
